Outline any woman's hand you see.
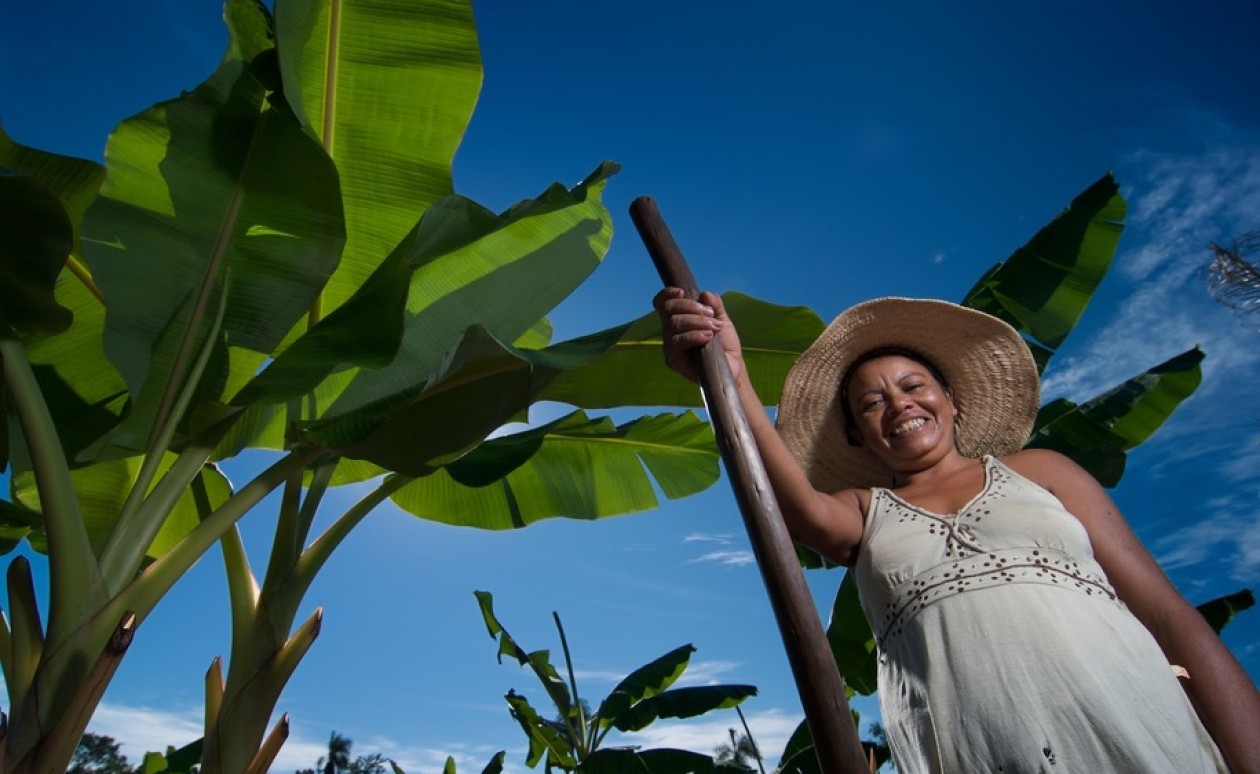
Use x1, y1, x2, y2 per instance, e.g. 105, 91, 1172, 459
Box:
653, 287, 746, 383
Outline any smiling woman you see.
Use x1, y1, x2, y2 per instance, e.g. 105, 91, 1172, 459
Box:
655, 289, 1260, 773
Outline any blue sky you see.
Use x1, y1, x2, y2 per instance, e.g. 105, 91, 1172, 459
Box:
3, 1, 1260, 770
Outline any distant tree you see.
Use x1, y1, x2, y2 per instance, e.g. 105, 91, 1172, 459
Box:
296, 731, 355, 774
297, 732, 392, 774
69, 733, 136, 774
714, 727, 759, 769
347, 753, 390, 774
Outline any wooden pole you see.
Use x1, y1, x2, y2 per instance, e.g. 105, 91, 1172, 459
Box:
631, 197, 870, 773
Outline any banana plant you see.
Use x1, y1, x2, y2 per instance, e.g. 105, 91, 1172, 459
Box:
475, 591, 758, 774
0, 1, 826, 770
785, 173, 1249, 771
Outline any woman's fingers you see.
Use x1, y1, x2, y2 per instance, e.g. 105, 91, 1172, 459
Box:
655, 287, 721, 380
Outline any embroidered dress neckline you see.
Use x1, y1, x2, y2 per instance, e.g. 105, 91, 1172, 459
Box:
879, 455, 995, 519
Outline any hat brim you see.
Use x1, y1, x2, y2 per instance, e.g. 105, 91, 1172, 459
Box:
776, 297, 1039, 492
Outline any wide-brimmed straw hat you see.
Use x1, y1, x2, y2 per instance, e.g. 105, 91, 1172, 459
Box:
776, 297, 1040, 492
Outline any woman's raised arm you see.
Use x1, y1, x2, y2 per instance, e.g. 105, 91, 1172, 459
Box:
654, 288, 866, 565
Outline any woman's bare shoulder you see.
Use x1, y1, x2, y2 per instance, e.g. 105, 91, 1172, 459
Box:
999, 448, 1087, 492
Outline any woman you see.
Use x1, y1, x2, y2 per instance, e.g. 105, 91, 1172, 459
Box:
655, 289, 1260, 773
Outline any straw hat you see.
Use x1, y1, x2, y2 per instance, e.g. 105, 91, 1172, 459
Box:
776, 297, 1040, 492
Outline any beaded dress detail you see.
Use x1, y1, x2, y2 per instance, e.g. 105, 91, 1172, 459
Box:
854, 456, 1225, 773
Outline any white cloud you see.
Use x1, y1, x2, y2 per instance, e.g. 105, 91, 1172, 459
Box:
83, 702, 519, 774
689, 550, 756, 567
683, 532, 737, 544
85, 703, 203, 763
675, 659, 745, 686
1038, 141, 1260, 466
683, 533, 754, 566
1152, 490, 1260, 582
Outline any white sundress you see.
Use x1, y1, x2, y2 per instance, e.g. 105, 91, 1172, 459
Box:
853, 455, 1226, 773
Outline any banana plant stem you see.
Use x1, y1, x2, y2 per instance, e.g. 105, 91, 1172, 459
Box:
115, 446, 322, 625
0, 337, 104, 649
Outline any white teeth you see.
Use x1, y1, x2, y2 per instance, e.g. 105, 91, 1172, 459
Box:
891, 417, 926, 436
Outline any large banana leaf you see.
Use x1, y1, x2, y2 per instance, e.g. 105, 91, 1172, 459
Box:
225, 164, 617, 471
0, 171, 74, 339
540, 292, 826, 409
275, 0, 482, 320
80, 0, 345, 457
0, 169, 75, 476
1029, 347, 1203, 486
1, 129, 129, 459
962, 173, 1125, 371
235, 163, 615, 409
298, 323, 623, 472
391, 410, 719, 529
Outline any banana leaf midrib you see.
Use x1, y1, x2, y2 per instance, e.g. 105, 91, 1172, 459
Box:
303, 0, 344, 328
540, 432, 714, 455
64, 256, 105, 304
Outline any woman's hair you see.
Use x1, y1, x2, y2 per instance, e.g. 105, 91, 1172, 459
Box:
837, 346, 951, 446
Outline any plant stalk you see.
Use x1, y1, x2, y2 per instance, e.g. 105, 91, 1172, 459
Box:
115, 446, 322, 624
0, 337, 104, 650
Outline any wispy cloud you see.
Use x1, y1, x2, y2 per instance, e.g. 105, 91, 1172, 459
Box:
683, 532, 737, 544
675, 659, 745, 686
689, 550, 756, 566
683, 533, 755, 566
1038, 140, 1260, 474
87, 701, 526, 774
1152, 486, 1260, 582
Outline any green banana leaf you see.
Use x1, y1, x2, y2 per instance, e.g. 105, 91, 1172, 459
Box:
228, 164, 617, 465
274, 0, 482, 321
609, 684, 757, 733
392, 411, 719, 529
1196, 589, 1254, 634
298, 320, 628, 473
1029, 347, 1203, 486
583, 747, 752, 774
962, 173, 1125, 371
80, 0, 345, 458
504, 690, 577, 770
0, 170, 74, 339
826, 571, 878, 696
540, 291, 826, 409
475, 590, 574, 720
597, 644, 695, 729
1, 128, 125, 453
0, 169, 75, 474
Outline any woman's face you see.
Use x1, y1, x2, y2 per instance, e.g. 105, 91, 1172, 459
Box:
845, 354, 959, 469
